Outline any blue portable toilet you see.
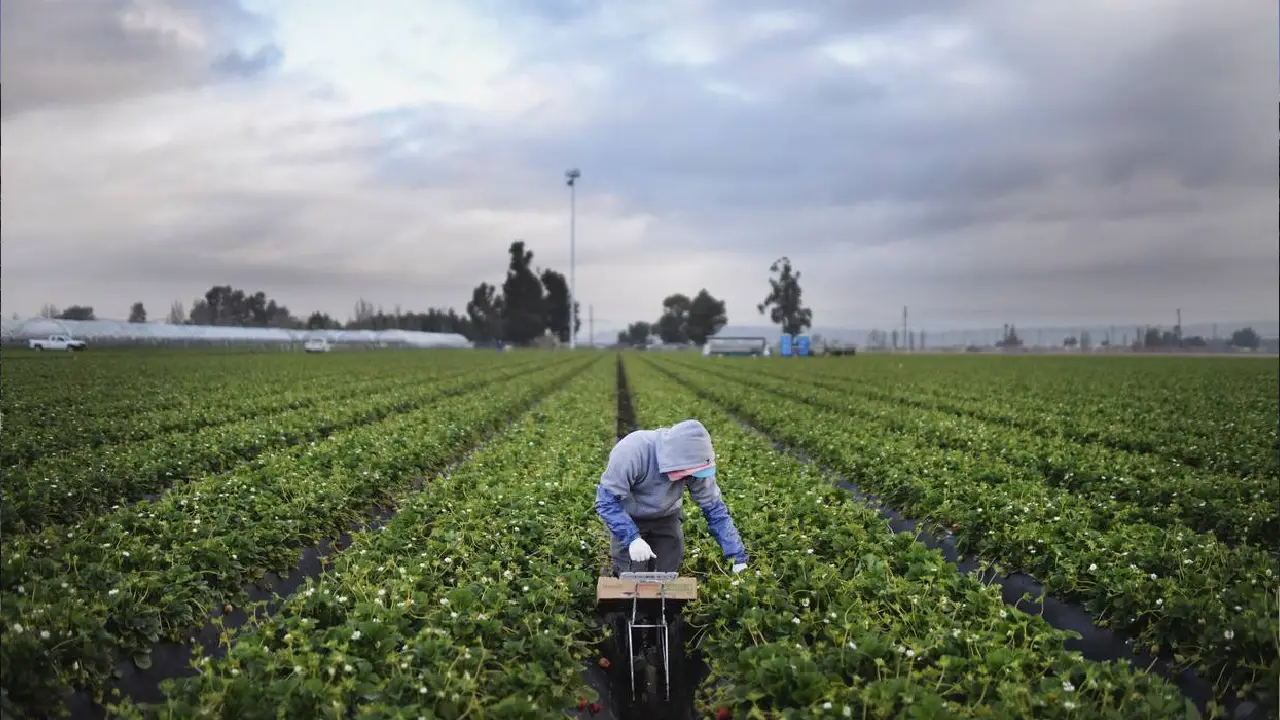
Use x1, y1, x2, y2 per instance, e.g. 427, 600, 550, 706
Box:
779, 334, 793, 357
796, 335, 810, 356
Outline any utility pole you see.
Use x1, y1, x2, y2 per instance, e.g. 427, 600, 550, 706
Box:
565, 168, 581, 350
902, 306, 908, 353
1176, 308, 1182, 346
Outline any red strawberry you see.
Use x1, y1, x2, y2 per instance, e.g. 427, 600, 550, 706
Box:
588, 702, 602, 715
577, 698, 587, 710
715, 707, 732, 720
598, 657, 611, 668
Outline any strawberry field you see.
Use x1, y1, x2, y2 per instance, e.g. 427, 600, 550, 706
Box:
1, 349, 1275, 719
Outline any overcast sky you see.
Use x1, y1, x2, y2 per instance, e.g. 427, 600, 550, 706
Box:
2, 0, 1276, 334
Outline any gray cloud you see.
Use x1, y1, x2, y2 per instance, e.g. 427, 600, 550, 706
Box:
1, 0, 1276, 332
212, 44, 285, 79
1, 0, 278, 115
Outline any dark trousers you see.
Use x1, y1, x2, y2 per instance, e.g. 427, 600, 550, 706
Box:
609, 512, 685, 574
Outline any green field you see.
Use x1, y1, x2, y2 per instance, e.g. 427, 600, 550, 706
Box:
1, 350, 1276, 719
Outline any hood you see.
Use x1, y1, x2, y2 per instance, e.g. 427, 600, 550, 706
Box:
655, 419, 716, 474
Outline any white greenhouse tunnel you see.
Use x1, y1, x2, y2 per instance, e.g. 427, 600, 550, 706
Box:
1, 317, 473, 349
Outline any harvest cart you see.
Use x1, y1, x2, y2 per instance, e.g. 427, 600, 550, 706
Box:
596, 567, 697, 720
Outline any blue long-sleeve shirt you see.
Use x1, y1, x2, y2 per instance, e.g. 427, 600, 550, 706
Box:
594, 420, 747, 563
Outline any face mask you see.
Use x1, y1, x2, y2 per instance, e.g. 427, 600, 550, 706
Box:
668, 465, 715, 481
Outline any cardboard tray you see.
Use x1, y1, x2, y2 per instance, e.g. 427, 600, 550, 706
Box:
596, 576, 698, 601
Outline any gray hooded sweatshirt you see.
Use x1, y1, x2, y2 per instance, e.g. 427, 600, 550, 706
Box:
593, 419, 747, 562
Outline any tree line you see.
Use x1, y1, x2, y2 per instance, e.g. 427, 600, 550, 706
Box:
615, 256, 814, 347
35, 251, 816, 347
34, 240, 587, 345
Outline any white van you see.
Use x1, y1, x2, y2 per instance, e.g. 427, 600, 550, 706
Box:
304, 338, 331, 353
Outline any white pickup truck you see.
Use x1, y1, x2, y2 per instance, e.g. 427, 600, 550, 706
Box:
29, 334, 88, 351
303, 338, 331, 353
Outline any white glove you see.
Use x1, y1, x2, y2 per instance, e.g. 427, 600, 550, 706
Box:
731, 562, 748, 574
628, 537, 657, 562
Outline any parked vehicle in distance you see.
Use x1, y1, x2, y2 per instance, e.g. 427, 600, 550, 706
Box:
303, 338, 331, 353
29, 334, 87, 351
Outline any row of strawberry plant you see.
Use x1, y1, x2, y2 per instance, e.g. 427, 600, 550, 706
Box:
0, 356, 591, 718
1, 350, 370, 428
0, 352, 246, 419
624, 357, 1201, 719
777, 356, 1277, 483
0, 353, 498, 469
114, 355, 620, 719
767, 354, 1266, 477
673, 357, 1278, 551
800, 355, 1279, 480
1, 359, 545, 535
647, 356, 1278, 712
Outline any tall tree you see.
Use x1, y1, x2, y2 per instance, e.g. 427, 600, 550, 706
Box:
467, 282, 505, 343
539, 268, 581, 343
307, 312, 341, 330
500, 241, 546, 344
200, 286, 239, 325
167, 301, 185, 325
187, 286, 298, 327
128, 302, 147, 323
188, 299, 214, 325
685, 289, 727, 345
350, 298, 377, 329
655, 293, 692, 343
1230, 327, 1260, 349
757, 256, 812, 336
617, 321, 653, 346
58, 305, 95, 321
40, 304, 60, 319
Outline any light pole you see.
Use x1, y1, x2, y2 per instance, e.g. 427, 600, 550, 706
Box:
565, 168, 580, 350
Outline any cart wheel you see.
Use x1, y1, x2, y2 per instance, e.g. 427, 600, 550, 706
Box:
602, 612, 635, 719
665, 612, 697, 720
642, 659, 663, 718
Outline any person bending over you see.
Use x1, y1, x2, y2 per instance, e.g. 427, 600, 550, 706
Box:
594, 419, 748, 575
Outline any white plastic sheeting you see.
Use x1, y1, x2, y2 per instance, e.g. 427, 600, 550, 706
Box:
3, 317, 473, 348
